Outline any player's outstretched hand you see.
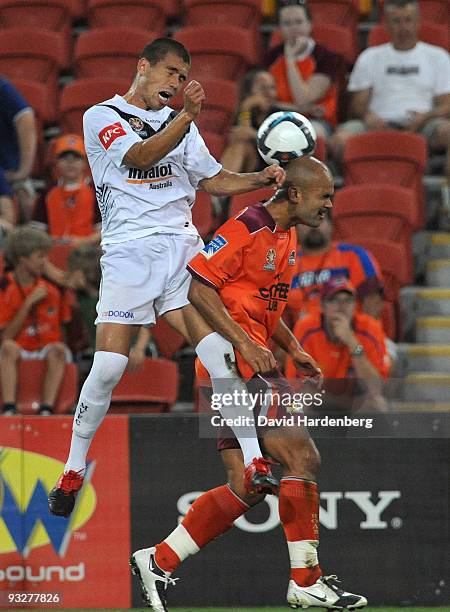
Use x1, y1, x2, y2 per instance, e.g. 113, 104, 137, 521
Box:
258, 164, 286, 189
237, 338, 277, 374
183, 80, 206, 120
290, 347, 323, 388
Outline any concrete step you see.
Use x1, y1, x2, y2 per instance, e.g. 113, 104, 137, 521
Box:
413, 232, 450, 280
390, 400, 450, 412
429, 232, 450, 259
416, 317, 450, 344
400, 287, 450, 338
403, 372, 450, 402
426, 259, 450, 287
395, 344, 450, 374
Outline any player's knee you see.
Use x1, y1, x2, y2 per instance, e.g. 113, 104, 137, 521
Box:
279, 440, 321, 480
195, 332, 237, 379
91, 351, 128, 390
0, 339, 20, 360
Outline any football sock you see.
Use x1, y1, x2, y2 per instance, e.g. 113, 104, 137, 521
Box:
279, 477, 322, 587
66, 351, 128, 472
195, 332, 263, 466
155, 485, 248, 574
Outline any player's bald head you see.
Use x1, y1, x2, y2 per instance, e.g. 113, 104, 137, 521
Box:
283, 156, 331, 195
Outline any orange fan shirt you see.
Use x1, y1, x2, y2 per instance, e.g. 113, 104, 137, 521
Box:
32, 179, 100, 239
288, 242, 383, 318
0, 273, 72, 351
285, 311, 390, 380
188, 203, 297, 379
267, 44, 340, 126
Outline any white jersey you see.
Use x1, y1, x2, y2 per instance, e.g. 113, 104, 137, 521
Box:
83, 94, 222, 245
348, 42, 450, 125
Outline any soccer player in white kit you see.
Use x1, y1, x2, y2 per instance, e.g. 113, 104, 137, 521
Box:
48, 38, 286, 517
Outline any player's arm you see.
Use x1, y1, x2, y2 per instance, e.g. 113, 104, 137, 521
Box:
123, 81, 205, 169
198, 165, 285, 197
188, 278, 276, 373
272, 318, 323, 386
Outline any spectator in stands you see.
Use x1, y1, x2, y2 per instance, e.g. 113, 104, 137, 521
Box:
0, 227, 72, 415
358, 276, 398, 361
31, 134, 101, 246
264, 0, 342, 142
221, 69, 296, 173
287, 210, 383, 321
285, 277, 390, 411
0, 77, 37, 223
328, 0, 450, 192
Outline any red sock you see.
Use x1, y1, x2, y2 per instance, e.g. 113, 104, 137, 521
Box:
155, 485, 247, 573
279, 477, 322, 587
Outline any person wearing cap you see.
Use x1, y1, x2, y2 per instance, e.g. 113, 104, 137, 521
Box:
287, 210, 384, 324
285, 276, 390, 410
30, 134, 101, 246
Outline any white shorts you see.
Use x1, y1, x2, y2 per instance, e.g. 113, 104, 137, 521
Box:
20, 344, 72, 362
96, 233, 204, 326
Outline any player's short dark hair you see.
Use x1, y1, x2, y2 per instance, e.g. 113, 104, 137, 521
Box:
278, 0, 312, 22
141, 38, 190, 67
5, 226, 52, 266
384, 0, 418, 10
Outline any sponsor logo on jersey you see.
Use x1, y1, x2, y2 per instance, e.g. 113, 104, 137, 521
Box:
288, 249, 296, 265
0, 447, 96, 557
101, 310, 135, 319
201, 235, 228, 259
98, 122, 126, 150
127, 162, 173, 185
263, 248, 277, 271
255, 282, 290, 311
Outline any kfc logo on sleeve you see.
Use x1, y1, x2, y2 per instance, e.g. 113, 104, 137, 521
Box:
99, 122, 126, 149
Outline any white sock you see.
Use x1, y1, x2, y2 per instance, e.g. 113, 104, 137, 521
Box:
65, 351, 128, 472
163, 524, 200, 567
287, 540, 319, 569
196, 332, 263, 466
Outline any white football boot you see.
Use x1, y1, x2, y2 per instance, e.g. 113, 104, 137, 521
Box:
130, 547, 178, 611
287, 575, 368, 610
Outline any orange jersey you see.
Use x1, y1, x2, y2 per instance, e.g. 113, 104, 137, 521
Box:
268, 44, 340, 126
32, 180, 100, 238
188, 203, 297, 379
288, 242, 383, 318
285, 311, 390, 380
0, 273, 71, 351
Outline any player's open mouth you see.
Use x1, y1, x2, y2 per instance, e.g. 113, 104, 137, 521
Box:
158, 91, 172, 103
318, 210, 326, 219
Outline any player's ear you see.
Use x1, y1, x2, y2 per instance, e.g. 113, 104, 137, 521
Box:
288, 185, 299, 203
137, 57, 148, 75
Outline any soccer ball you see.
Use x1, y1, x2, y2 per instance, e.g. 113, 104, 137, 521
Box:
256, 111, 317, 165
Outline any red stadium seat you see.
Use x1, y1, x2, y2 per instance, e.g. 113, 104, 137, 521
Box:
11, 78, 57, 125
270, 24, 354, 64
170, 78, 238, 135
74, 27, 156, 80
346, 237, 411, 340
0, 28, 65, 101
368, 22, 449, 50
47, 244, 74, 271
0, 360, 78, 414
87, 0, 167, 34
332, 184, 416, 281
59, 77, 130, 134
378, 0, 450, 28
151, 318, 185, 358
202, 131, 226, 160
173, 26, 256, 81
192, 191, 217, 239
343, 130, 427, 229
228, 187, 274, 218
308, 0, 360, 27
0, 0, 73, 67
314, 135, 326, 161
184, 0, 263, 56
69, 0, 86, 19
111, 357, 179, 412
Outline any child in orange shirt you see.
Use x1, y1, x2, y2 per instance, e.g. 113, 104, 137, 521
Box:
0, 227, 72, 415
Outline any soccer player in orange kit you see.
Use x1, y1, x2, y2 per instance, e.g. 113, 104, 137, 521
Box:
131, 156, 368, 612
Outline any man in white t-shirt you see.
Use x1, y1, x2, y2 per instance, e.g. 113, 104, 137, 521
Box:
47, 38, 295, 518
329, 0, 450, 186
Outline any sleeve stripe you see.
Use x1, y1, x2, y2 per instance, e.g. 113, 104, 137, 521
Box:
337, 244, 377, 277
186, 265, 218, 289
